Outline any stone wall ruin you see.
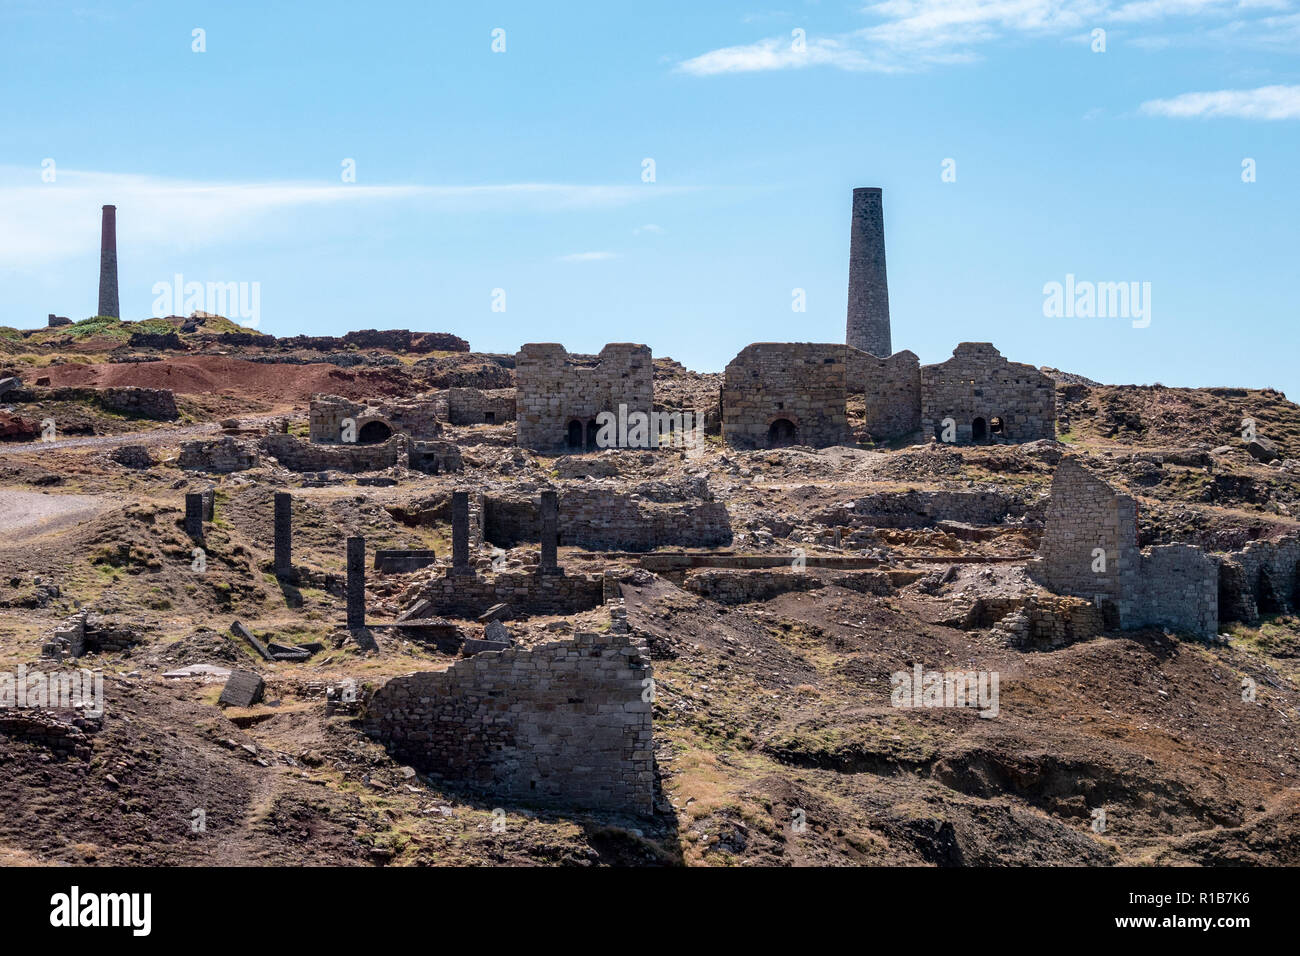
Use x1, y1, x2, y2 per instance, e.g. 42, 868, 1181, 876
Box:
515, 343, 653, 452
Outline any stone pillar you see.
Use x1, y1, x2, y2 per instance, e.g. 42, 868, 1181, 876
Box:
274, 492, 292, 574
539, 489, 560, 574
98, 204, 119, 319
846, 187, 890, 357
184, 492, 204, 539
451, 490, 472, 575
346, 537, 366, 629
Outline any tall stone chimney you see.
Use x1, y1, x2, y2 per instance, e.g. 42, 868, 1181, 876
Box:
845, 187, 891, 357
97, 204, 119, 318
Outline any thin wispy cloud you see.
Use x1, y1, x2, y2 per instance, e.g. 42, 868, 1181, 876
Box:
1140, 83, 1300, 118
676, 0, 1296, 75
0, 168, 681, 269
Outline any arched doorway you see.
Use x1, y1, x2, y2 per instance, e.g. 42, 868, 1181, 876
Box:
768, 418, 797, 447
566, 420, 584, 450
971, 417, 987, 443
358, 420, 393, 444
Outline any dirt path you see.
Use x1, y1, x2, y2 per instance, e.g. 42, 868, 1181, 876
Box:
0, 489, 116, 540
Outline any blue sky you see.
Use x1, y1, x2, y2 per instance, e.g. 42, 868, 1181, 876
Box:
2, 0, 1297, 395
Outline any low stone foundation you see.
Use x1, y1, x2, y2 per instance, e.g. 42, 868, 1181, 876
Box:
261, 433, 401, 473
0, 710, 100, 760
956, 594, 1107, 648
178, 436, 259, 473
404, 569, 604, 620
683, 568, 895, 604
363, 630, 653, 815
8, 385, 179, 420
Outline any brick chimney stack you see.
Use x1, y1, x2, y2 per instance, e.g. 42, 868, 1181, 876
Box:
97, 204, 119, 318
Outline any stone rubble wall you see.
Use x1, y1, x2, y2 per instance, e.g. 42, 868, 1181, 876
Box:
515, 343, 654, 452
409, 568, 604, 620
483, 487, 732, 553
683, 568, 895, 604
447, 387, 517, 425
819, 488, 1045, 530
261, 432, 401, 473
722, 343, 850, 449
1218, 534, 1300, 625
0, 710, 100, 760
1031, 458, 1220, 639
920, 343, 1056, 443
362, 630, 653, 815
178, 436, 260, 473
8, 385, 179, 420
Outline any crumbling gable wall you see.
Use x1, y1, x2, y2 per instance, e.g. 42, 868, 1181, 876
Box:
722, 343, 849, 449
920, 343, 1055, 444
363, 630, 653, 815
515, 344, 654, 452
1031, 458, 1218, 638
846, 347, 921, 442
447, 387, 517, 426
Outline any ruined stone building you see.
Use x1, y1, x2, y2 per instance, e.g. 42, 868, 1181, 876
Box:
1030, 458, 1219, 638
722, 343, 850, 449
308, 394, 442, 444
920, 343, 1056, 444
363, 629, 653, 815
515, 343, 653, 452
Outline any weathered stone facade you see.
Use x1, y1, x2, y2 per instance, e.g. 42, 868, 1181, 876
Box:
846, 347, 922, 442
363, 629, 653, 815
308, 393, 442, 444
1030, 458, 1219, 638
1218, 534, 1300, 625
515, 343, 653, 452
447, 387, 516, 426
722, 343, 850, 449
920, 343, 1055, 444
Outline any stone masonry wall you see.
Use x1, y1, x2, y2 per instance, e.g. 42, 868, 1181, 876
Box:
1031, 458, 1219, 638
178, 436, 259, 473
447, 387, 517, 426
920, 343, 1055, 443
8, 386, 178, 420
409, 568, 605, 619
363, 630, 653, 815
261, 433, 402, 473
308, 393, 442, 443
722, 343, 849, 449
515, 343, 654, 452
483, 487, 732, 552
1219, 534, 1300, 624
845, 347, 922, 442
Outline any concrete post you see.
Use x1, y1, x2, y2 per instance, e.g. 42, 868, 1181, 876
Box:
846, 187, 890, 357
346, 536, 366, 629
98, 205, 119, 319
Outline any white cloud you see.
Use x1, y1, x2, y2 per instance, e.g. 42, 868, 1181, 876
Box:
1140, 83, 1300, 118
634, 223, 666, 235
557, 251, 618, 262
0, 168, 680, 269
676, 0, 1296, 75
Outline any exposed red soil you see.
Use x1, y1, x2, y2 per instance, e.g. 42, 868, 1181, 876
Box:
41, 356, 414, 404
